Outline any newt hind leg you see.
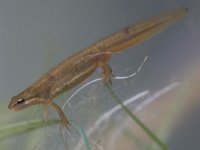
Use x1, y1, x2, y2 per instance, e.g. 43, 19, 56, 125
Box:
96, 52, 113, 84
98, 62, 113, 84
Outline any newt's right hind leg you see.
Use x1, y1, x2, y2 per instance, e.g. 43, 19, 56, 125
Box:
98, 62, 113, 85
96, 52, 113, 84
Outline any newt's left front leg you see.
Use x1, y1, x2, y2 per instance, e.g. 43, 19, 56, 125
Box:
45, 99, 70, 129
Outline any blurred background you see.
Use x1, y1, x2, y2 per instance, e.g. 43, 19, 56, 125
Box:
0, 0, 199, 149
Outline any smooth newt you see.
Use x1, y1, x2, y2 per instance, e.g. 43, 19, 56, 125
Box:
8, 8, 188, 128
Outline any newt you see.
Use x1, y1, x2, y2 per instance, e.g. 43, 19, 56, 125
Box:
8, 7, 188, 128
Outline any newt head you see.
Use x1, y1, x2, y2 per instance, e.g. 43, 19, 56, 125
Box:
8, 95, 42, 111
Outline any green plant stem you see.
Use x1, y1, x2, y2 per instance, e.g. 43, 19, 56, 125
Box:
0, 119, 60, 140
0, 119, 90, 150
70, 120, 90, 150
105, 83, 170, 150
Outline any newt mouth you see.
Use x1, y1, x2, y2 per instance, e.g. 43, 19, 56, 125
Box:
8, 103, 17, 111
8, 102, 13, 110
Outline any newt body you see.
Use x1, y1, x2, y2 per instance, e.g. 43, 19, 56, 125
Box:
8, 8, 188, 127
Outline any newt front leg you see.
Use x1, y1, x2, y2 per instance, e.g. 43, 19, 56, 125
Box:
45, 99, 70, 129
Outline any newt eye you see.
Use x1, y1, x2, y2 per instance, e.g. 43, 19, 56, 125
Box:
17, 98, 25, 105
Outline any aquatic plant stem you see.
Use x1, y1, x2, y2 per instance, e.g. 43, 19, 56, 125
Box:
70, 120, 90, 150
0, 119, 60, 140
105, 83, 170, 150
